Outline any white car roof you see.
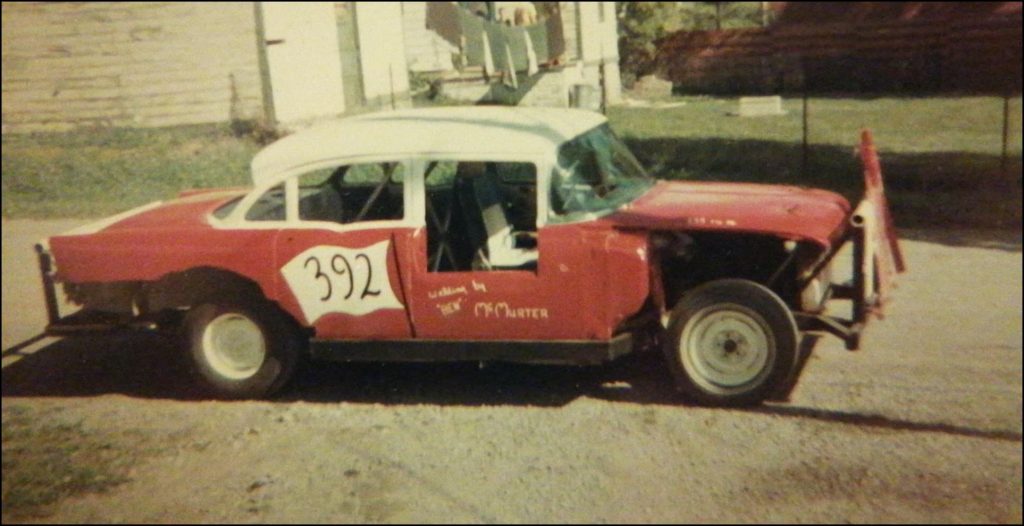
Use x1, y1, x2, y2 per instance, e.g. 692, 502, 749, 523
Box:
250, 106, 607, 185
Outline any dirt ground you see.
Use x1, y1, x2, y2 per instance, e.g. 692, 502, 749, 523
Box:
2, 219, 1021, 523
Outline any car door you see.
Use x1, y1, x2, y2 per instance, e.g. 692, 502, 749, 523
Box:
403, 158, 607, 341
270, 160, 415, 340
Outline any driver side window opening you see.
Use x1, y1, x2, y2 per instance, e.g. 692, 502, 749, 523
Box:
424, 161, 538, 273
297, 161, 406, 224
550, 124, 654, 223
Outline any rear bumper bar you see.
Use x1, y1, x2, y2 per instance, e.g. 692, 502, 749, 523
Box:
35, 243, 159, 336
35, 243, 61, 327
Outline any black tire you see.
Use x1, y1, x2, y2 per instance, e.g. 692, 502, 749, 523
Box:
182, 300, 302, 399
663, 279, 798, 406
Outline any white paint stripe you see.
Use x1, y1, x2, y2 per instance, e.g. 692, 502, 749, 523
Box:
62, 200, 165, 236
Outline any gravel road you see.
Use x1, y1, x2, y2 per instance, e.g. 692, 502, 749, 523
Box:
2, 219, 1021, 523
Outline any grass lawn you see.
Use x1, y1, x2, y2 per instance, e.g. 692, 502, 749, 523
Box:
2, 95, 1021, 227
2, 125, 260, 218
2, 405, 162, 519
611, 95, 1022, 228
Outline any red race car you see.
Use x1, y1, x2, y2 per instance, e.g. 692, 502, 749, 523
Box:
35, 107, 904, 405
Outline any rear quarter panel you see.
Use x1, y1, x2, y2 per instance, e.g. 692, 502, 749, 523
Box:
49, 226, 282, 301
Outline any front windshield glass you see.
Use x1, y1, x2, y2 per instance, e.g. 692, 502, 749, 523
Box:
550, 123, 654, 223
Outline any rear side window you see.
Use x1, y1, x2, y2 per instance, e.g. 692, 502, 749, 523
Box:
297, 161, 405, 224
212, 197, 242, 219
245, 184, 286, 221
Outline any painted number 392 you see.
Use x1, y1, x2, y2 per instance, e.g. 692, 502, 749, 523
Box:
303, 253, 380, 302
281, 242, 403, 322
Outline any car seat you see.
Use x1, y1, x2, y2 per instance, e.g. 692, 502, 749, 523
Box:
455, 162, 537, 270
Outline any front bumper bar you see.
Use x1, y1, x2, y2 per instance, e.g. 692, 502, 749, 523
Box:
793, 130, 906, 350
793, 223, 872, 350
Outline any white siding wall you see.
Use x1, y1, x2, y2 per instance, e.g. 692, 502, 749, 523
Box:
401, 1, 455, 73
2, 2, 264, 133
355, 2, 411, 108
559, 1, 578, 62
262, 2, 346, 126
574, 1, 621, 104
600, 1, 622, 103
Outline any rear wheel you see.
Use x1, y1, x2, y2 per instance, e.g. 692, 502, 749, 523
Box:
182, 300, 302, 399
664, 279, 798, 406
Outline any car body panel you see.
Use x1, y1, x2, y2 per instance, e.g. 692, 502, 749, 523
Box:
39, 108, 900, 356
400, 221, 644, 341
48, 192, 254, 284
604, 181, 851, 250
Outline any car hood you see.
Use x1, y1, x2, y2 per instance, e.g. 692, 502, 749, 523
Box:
604, 180, 852, 249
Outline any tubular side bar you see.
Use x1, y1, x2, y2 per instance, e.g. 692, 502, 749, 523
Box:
310, 332, 637, 366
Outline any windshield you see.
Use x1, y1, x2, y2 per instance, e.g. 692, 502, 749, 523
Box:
550, 124, 654, 222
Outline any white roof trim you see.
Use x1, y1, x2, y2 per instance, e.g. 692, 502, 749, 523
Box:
250, 106, 606, 186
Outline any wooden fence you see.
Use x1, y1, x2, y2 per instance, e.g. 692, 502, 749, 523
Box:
658, 14, 1022, 94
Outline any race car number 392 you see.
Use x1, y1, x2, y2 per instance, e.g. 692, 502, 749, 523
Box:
280, 241, 403, 323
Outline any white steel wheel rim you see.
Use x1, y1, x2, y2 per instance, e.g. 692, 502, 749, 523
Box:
680, 304, 775, 394
201, 313, 267, 380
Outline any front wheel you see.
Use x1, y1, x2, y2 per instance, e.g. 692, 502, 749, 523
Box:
182, 300, 302, 399
664, 279, 798, 406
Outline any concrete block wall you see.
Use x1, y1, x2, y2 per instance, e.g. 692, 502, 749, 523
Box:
517, 70, 569, 107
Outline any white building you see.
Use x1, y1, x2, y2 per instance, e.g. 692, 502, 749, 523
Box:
1, 2, 620, 133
